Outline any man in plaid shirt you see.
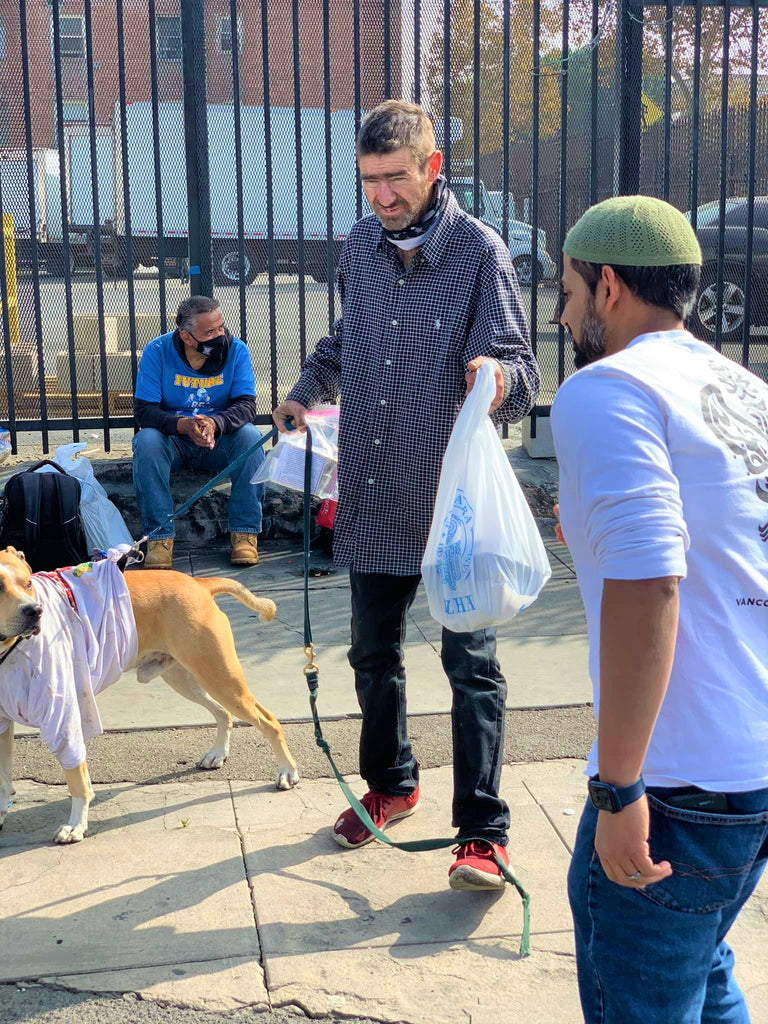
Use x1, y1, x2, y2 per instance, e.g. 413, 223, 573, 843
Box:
274, 100, 539, 890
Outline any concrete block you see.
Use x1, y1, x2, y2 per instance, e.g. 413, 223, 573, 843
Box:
522, 412, 555, 459
56, 352, 96, 392
116, 312, 163, 350
95, 351, 139, 392
0, 342, 39, 392
72, 313, 118, 355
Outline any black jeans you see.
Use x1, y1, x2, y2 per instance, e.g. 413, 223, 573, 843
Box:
348, 570, 510, 846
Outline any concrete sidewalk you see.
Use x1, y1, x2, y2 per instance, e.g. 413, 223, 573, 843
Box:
4, 523, 768, 1021
2, 763, 767, 1024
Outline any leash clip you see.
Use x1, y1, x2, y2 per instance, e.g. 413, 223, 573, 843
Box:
303, 643, 319, 677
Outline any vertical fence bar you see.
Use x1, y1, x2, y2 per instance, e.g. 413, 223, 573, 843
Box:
84, 0, 110, 448
19, 0, 49, 452
116, 0, 138, 394
590, 0, 599, 205
230, 0, 247, 341
741, 0, 758, 367
383, 0, 391, 100
261, 0, 278, 411
689, 0, 702, 231
353, 0, 363, 221
443, 0, 451, 181
618, 0, 643, 196
472, 0, 481, 218
557, 0, 570, 386
182, 0, 212, 299
531, 0, 540, 374
147, 0, 167, 332
51, 0, 79, 438
502, 0, 510, 245
292, 0, 307, 364
663, 0, 673, 200
322, 0, 334, 327
413, 0, 422, 105
0, 186, 17, 452
714, 0, 731, 353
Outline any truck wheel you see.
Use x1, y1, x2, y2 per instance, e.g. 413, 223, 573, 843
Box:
512, 254, 543, 287
213, 246, 258, 286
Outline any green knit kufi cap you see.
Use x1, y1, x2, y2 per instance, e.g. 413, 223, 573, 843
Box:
563, 194, 702, 267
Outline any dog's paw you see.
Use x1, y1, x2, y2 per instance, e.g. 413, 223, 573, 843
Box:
198, 748, 228, 770
53, 823, 87, 844
275, 767, 300, 790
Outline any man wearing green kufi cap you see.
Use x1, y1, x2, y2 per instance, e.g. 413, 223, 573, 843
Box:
551, 195, 768, 1023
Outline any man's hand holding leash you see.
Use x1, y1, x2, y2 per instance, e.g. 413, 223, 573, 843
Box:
273, 400, 308, 434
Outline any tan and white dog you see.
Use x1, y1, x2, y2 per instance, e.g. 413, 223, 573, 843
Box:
0, 546, 299, 843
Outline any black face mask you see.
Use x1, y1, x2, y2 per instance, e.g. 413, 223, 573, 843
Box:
187, 329, 229, 358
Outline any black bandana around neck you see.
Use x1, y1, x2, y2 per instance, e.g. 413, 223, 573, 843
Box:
382, 174, 448, 242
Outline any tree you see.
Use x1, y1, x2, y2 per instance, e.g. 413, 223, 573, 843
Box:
425, 0, 563, 160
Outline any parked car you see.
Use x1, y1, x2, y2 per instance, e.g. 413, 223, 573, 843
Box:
686, 197, 768, 340
451, 178, 556, 285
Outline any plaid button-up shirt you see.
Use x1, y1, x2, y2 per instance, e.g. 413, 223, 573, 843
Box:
287, 191, 540, 574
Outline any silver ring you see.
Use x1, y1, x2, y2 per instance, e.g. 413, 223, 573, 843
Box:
626, 871, 642, 881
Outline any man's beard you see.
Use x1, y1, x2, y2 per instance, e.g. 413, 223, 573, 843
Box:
572, 297, 608, 369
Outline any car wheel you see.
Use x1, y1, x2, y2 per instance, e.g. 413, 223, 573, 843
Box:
213, 246, 258, 286
512, 254, 543, 287
693, 270, 746, 340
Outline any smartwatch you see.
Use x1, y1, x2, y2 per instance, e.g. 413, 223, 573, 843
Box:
588, 775, 646, 813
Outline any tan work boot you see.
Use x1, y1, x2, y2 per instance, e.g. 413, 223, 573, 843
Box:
231, 532, 259, 566
144, 538, 173, 569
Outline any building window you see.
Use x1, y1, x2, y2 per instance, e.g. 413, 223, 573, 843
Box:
217, 15, 242, 55
57, 15, 86, 59
156, 16, 182, 60
0, 18, 6, 61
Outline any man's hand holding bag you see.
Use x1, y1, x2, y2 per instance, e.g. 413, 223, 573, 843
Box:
421, 361, 551, 632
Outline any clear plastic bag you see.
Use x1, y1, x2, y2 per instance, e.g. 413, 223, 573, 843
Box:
42, 442, 134, 552
421, 362, 551, 632
252, 405, 339, 500
0, 430, 11, 466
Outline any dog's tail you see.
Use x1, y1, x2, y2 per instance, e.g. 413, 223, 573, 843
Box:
198, 578, 276, 622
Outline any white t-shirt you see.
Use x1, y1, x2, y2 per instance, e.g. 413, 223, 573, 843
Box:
0, 558, 137, 770
551, 330, 768, 790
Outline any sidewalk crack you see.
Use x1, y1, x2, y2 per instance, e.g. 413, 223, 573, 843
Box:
228, 780, 272, 1011
521, 778, 575, 856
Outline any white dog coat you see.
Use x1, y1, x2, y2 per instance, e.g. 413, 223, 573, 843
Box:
0, 558, 137, 769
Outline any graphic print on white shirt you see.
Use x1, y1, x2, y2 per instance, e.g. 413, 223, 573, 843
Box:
699, 356, 768, 557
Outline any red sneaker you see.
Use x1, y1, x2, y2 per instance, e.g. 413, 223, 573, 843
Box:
333, 787, 420, 849
448, 840, 510, 891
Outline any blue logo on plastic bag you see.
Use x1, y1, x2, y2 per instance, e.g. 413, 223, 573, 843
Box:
436, 490, 474, 592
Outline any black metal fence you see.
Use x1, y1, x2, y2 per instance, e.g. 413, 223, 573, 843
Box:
0, 0, 766, 452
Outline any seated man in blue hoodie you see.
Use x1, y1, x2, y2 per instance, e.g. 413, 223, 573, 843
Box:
133, 295, 265, 569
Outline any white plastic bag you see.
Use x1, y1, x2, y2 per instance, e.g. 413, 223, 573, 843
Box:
252, 405, 339, 500
0, 430, 11, 466
46, 442, 134, 552
421, 362, 551, 632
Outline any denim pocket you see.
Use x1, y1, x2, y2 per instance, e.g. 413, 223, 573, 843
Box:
638, 793, 768, 914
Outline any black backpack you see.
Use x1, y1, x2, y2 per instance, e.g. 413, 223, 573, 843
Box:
0, 460, 90, 572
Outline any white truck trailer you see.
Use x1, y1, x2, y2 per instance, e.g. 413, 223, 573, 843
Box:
112, 101, 364, 284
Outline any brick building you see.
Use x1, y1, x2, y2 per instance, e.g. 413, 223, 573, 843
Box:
0, 0, 402, 149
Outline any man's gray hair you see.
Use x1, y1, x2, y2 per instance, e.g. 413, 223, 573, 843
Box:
356, 100, 436, 165
176, 295, 220, 333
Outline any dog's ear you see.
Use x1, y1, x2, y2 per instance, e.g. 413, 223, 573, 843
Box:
5, 546, 29, 566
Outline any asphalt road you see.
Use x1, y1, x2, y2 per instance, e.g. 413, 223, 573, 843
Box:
0, 982, 390, 1024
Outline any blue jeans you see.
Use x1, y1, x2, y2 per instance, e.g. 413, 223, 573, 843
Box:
568, 785, 768, 1023
348, 570, 510, 846
132, 424, 266, 538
